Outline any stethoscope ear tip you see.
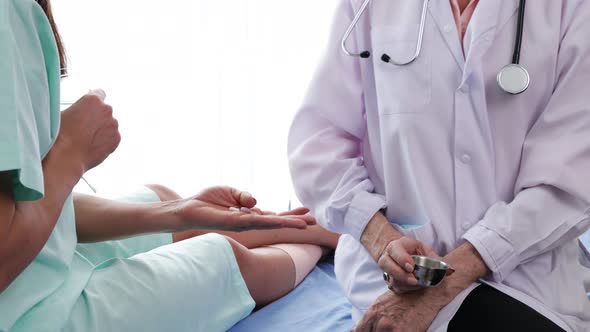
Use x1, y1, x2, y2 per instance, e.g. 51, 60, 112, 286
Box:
360, 51, 371, 59
381, 54, 391, 63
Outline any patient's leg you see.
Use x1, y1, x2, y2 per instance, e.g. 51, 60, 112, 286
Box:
146, 184, 335, 306
225, 236, 321, 307
145, 184, 340, 249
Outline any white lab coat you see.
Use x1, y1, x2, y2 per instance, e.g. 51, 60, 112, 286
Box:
288, 0, 590, 331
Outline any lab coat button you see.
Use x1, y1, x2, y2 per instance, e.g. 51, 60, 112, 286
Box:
460, 154, 472, 164
444, 24, 453, 33
462, 222, 471, 230
460, 84, 470, 93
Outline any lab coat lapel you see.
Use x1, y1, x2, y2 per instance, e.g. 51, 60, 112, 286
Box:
427, 0, 465, 70
463, 0, 519, 79
460, 0, 520, 202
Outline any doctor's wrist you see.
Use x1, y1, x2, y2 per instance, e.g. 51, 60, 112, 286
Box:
442, 242, 489, 293
361, 212, 403, 261
423, 280, 460, 310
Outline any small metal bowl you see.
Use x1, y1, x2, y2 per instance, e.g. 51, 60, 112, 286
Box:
412, 255, 455, 287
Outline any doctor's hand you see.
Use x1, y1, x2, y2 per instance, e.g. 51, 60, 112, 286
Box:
361, 213, 442, 293
174, 186, 316, 232
378, 237, 440, 294
353, 290, 443, 332
58, 90, 121, 173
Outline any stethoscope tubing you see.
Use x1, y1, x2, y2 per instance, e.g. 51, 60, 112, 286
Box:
341, 0, 372, 58
383, 0, 429, 66
512, 0, 526, 65
342, 0, 529, 94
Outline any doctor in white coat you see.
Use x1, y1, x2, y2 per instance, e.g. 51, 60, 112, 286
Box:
288, 0, 590, 331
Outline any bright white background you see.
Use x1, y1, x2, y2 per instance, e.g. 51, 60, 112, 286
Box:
53, 0, 338, 211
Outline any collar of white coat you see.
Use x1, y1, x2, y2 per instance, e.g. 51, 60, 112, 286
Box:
369, 0, 519, 69
439, 0, 518, 65
369, 0, 518, 35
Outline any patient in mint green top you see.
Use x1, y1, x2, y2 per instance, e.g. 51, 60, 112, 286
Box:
0, 1, 339, 331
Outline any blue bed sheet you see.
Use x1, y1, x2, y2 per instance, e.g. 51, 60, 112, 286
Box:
229, 257, 354, 332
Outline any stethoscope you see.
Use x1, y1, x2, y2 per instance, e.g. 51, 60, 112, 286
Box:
341, 0, 530, 95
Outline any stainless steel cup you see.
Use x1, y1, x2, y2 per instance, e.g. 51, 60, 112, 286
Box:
412, 255, 455, 287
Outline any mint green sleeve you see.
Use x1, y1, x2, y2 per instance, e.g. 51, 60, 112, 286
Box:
0, 2, 47, 201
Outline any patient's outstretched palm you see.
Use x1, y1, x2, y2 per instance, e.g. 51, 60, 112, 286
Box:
177, 186, 316, 232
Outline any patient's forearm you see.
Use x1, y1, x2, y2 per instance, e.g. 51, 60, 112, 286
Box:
74, 194, 180, 243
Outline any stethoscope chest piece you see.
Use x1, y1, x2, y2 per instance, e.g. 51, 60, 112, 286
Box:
497, 64, 530, 95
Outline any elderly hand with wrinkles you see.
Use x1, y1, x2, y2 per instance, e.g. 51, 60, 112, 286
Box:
354, 213, 488, 331
378, 236, 442, 293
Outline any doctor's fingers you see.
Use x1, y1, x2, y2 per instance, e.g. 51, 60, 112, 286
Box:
378, 253, 418, 293
386, 237, 425, 273
375, 318, 396, 332
355, 312, 395, 332
352, 314, 376, 332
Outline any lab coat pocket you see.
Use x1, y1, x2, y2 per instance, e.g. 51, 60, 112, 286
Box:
390, 221, 436, 249
371, 24, 432, 114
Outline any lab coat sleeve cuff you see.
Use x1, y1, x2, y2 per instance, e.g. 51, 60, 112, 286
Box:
344, 191, 387, 241
462, 224, 520, 282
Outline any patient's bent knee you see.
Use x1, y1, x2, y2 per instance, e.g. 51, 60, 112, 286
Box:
224, 236, 251, 265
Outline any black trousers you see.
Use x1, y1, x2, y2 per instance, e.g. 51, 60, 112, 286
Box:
448, 284, 566, 332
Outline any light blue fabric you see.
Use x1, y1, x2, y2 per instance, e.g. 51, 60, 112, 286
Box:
65, 188, 254, 332
0, 0, 60, 201
66, 233, 255, 332
230, 257, 355, 332
0, 1, 94, 331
